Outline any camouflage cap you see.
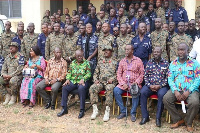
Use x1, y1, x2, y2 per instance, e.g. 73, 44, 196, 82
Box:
8, 42, 19, 48
102, 45, 113, 52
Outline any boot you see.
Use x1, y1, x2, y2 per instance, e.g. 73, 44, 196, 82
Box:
91, 104, 98, 120
103, 106, 110, 122
8, 95, 16, 105
3, 94, 11, 105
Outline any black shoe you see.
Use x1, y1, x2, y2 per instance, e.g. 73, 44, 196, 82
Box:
139, 118, 150, 125
156, 119, 161, 127
117, 113, 126, 119
51, 105, 55, 110
45, 102, 51, 109
78, 110, 85, 119
57, 109, 68, 117
131, 114, 136, 122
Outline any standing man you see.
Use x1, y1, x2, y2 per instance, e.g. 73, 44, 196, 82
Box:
37, 23, 48, 59
0, 42, 25, 105
109, 8, 119, 34
21, 23, 38, 60
185, 19, 198, 42
12, 26, 24, 52
150, 18, 169, 60
0, 21, 16, 58
61, 8, 70, 23
56, 14, 65, 29
36, 47, 67, 110
117, 8, 129, 26
140, 47, 169, 127
129, 9, 138, 34
163, 43, 200, 132
131, 22, 152, 67
78, 6, 87, 22
155, 0, 166, 23
146, 4, 157, 32
90, 45, 117, 122
94, 21, 102, 38
114, 44, 144, 122
97, 10, 108, 24
45, 23, 65, 60
57, 50, 91, 118
137, 8, 150, 32
41, 10, 50, 24
164, 0, 171, 24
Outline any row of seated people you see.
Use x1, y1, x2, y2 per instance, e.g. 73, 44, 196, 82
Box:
0, 42, 199, 132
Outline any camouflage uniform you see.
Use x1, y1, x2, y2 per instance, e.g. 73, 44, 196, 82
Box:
0, 31, 16, 58
97, 34, 115, 61
41, 16, 50, 24
97, 15, 109, 24
0, 50, 24, 96
117, 16, 129, 25
170, 34, 193, 61
156, 7, 166, 23
195, 6, 200, 24
150, 30, 169, 60
116, 34, 133, 61
62, 34, 80, 60
89, 54, 117, 106
74, 31, 81, 39
21, 33, 39, 60
61, 14, 67, 23
94, 31, 103, 38
167, 32, 178, 61
45, 32, 65, 60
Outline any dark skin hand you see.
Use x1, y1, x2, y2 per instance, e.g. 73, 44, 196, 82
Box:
174, 90, 183, 101
3, 75, 12, 81
181, 90, 190, 101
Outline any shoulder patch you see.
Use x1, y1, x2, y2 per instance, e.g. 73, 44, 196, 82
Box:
18, 56, 25, 65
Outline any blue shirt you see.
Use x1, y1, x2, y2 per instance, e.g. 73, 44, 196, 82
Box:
129, 17, 138, 33
12, 35, 22, 52
37, 33, 47, 59
0, 55, 4, 74
170, 7, 189, 25
146, 11, 157, 32
60, 22, 65, 29
109, 17, 119, 34
138, 16, 150, 26
131, 35, 152, 66
165, 8, 171, 24
168, 57, 200, 93
84, 15, 99, 33
80, 13, 87, 21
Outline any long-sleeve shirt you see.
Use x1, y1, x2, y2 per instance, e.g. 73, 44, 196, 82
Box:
37, 33, 47, 59
144, 58, 169, 88
66, 59, 91, 84
44, 57, 67, 81
117, 56, 144, 89
168, 57, 200, 93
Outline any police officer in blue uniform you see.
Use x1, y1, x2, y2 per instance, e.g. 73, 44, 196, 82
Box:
12, 26, 24, 52
131, 22, 152, 66
129, 9, 138, 34
37, 24, 48, 59
146, 4, 157, 32
78, 6, 87, 22
109, 8, 119, 35
137, 8, 150, 33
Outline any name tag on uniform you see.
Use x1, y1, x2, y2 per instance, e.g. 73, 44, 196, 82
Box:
18, 56, 25, 65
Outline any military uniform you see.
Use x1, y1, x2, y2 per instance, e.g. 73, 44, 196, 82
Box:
195, 6, 200, 24
89, 47, 117, 106
97, 34, 115, 61
94, 31, 103, 38
117, 16, 129, 25
156, 7, 166, 23
97, 15, 109, 24
74, 31, 81, 39
150, 30, 169, 60
170, 34, 193, 61
62, 34, 79, 60
116, 34, 134, 61
167, 32, 178, 61
0, 42, 25, 96
0, 31, 16, 58
45, 32, 65, 60
21, 33, 39, 60
41, 16, 50, 24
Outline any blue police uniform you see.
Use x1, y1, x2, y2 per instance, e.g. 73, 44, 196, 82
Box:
80, 13, 87, 21
131, 35, 152, 66
170, 7, 189, 25
109, 17, 119, 34
138, 16, 150, 26
37, 33, 47, 59
165, 8, 171, 24
129, 17, 139, 33
84, 15, 99, 33
146, 11, 157, 32
12, 35, 22, 52
60, 22, 65, 29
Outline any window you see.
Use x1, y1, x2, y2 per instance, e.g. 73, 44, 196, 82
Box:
0, 0, 21, 18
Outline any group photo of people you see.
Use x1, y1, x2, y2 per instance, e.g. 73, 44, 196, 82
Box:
1, 0, 200, 132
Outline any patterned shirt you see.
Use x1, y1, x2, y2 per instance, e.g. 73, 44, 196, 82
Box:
168, 57, 200, 93
170, 7, 189, 25
44, 57, 67, 81
66, 59, 91, 84
117, 56, 144, 89
144, 58, 169, 88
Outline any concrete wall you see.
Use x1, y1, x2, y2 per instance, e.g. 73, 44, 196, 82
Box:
184, 0, 196, 20
63, 0, 77, 16
90, 0, 104, 13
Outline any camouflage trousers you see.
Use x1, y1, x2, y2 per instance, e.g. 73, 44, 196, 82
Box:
89, 83, 115, 106
0, 76, 22, 95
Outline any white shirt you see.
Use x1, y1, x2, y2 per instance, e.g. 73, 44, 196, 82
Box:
189, 39, 200, 63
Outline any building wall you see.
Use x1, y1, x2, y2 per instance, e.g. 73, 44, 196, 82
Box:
90, 0, 104, 13
63, 0, 77, 16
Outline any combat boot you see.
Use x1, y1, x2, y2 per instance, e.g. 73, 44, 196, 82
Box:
103, 106, 110, 122
3, 94, 11, 105
8, 95, 16, 105
91, 104, 98, 120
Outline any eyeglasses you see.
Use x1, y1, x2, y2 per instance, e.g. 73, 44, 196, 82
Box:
113, 30, 118, 32
188, 23, 195, 26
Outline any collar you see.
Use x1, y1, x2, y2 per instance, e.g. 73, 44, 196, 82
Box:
152, 58, 164, 63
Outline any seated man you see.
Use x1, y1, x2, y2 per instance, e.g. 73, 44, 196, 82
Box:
0, 42, 25, 105
114, 44, 144, 122
89, 45, 117, 122
57, 49, 91, 118
140, 46, 169, 127
163, 43, 200, 132
36, 47, 67, 110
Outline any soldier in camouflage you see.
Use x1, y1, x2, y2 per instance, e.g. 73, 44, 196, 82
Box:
150, 18, 169, 60
195, 6, 200, 24
117, 8, 129, 26
155, 0, 166, 23
0, 21, 16, 58
94, 21, 103, 38
0, 42, 25, 105
89, 45, 117, 122
170, 22, 193, 61
41, 10, 50, 24
21, 23, 39, 60
97, 10, 108, 24
116, 23, 133, 61
45, 23, 65, 60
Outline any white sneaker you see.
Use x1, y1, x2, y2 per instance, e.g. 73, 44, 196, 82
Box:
103, 106, 110, 122
91, 104, 98, 120
3, 94, 11, 105
8, 95, 16, 105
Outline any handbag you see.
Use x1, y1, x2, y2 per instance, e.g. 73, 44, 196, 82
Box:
22, 68, 38, 78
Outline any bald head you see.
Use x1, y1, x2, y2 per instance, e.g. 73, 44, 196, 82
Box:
75, 49, 84, 63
